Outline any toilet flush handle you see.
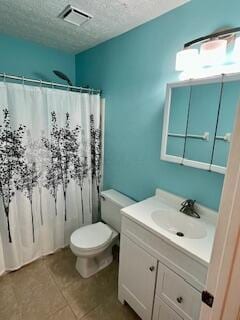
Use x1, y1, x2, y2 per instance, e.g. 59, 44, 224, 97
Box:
100, 195, 106, 201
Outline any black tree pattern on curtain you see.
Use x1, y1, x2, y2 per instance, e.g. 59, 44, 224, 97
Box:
60, 112, 80, 221
90, 114, 102, 218
0, 108, 25, 243
0, 107, 102, 243
16, 161, 39, 242
43, 112, 80, 221
23, 130, 48, 227
35, 131, 50, 225
71, 154, 88, 224
42, 123, 62, 217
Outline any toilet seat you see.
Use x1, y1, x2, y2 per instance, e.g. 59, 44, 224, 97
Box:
70, 222, 113, 253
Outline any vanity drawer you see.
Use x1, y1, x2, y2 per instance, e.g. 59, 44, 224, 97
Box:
156, 261, 201, 320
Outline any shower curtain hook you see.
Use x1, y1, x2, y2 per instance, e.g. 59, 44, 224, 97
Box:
40, 79, 42, 88
22, 76, 25, 85
51, 82, 54, 89
3, 73, 6, 83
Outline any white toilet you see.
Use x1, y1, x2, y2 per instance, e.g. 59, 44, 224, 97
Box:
70, 189, 135, 278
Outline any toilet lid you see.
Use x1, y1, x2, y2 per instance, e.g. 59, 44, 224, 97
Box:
71, 222, 113, 251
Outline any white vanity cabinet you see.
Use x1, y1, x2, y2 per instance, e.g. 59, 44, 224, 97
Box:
118, 216, 207, 320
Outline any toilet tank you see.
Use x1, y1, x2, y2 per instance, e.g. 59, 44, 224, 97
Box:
101, 189, 136, 232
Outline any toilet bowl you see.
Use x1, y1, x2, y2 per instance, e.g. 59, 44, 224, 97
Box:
70, 222, 118, 278
70, 189, 135, 278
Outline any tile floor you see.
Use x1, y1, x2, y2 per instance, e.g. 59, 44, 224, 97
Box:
0, 247, 140, 320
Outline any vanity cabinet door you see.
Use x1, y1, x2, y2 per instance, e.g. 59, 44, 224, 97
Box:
184, 83, 222, 165
211, 80, 240, 170
153, 296, 183, 320
118, 235, 157, 320
167, 86, 191, 158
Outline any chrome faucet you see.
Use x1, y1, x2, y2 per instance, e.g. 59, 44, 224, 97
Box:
180, 199, 200, 219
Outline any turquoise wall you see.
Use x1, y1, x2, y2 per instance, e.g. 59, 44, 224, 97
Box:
0, 34, 75, 84
75, 0, 240, 211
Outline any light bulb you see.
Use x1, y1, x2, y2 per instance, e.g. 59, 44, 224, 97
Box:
200, 39, 227, 66
232, 36, 240, 62
175, 48, 199, 71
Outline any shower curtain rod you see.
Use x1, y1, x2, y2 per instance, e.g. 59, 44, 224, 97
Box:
0, 72, 101, 94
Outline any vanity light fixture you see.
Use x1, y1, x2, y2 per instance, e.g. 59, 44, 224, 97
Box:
175, 27, 240, 72
200, 39, 227, 66
233, 36, 240, 62
175, 48, 199, 71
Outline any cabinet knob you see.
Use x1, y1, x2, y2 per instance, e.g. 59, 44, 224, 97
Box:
177, 297, 183, 304
149, 266, 155, 272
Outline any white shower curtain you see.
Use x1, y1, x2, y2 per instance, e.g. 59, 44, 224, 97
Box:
0, 82, 103, 275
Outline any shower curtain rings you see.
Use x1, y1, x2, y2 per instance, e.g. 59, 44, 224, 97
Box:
0, 72, 100, 93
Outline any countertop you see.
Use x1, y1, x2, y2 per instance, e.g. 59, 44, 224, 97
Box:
121, 189, 217, 266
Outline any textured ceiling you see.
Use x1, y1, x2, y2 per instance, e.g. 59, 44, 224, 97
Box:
0, 0, 190, 53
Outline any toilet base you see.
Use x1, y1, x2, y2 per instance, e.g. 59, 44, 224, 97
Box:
75, 245, 114, 278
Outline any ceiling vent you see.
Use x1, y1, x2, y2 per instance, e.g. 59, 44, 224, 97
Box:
59, 5, 92, 27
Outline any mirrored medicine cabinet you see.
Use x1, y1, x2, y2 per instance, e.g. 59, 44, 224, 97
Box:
161, 73, 240, 174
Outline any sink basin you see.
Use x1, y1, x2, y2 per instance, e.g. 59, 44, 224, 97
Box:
151, 209, 207, 239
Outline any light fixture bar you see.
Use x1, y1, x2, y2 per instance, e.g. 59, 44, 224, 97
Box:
184, 27, 240, 48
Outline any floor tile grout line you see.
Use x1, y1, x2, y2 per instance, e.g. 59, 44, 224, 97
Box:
46, 304, 70, 320
43, 248, 80, 291
44, 256, 78, 319
44, 249, 115, 320
78, 304, 102, 320
45, 257, 103, 320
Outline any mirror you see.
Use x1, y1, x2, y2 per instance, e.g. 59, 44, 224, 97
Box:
211, 80, 240, 172
161, 74, 240, 174
166, 86, 190, 159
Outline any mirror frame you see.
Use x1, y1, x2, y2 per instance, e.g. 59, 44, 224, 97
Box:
161, 72, 240, 174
